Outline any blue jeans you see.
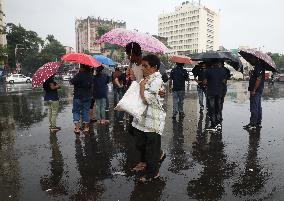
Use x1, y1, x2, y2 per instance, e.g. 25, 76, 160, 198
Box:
250, 92, 262, 125
173, 91, 185, 115
96, 98, 106, 120
72, 99, 91, 123
197, 85, 206, 108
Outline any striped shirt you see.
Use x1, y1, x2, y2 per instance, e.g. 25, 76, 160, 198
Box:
132, 72, 166, 135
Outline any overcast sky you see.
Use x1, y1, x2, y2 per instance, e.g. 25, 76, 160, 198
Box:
6, 0, 284, 53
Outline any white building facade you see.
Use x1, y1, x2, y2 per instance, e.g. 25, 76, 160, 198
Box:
158, 1, 219, 54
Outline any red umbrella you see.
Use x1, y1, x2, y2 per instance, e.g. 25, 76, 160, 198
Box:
61, 53, 101, 67
32, 62, 61, 88
170, 55, 192, 64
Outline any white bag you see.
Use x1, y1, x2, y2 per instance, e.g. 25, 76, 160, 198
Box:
115, 81, 147, 119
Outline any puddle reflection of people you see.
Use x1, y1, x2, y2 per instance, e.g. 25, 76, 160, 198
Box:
40, 134, 66, 196
130, 179, 166, 201
72, 124, 112, 199
188, 132, 233, 200
232, 129, 267, 196
169, 118, 190, 173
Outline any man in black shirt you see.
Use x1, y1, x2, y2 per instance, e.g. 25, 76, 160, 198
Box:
203, 60, 227, 132
192, 62, 207, 111
243, 65, 265, 130
169, 63, 189, 119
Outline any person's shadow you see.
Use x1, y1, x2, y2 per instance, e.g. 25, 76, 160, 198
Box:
188, 118, 236, 201
70, 125, 113, 200
40, 134, 67, 196
130, 179, 166, 201
168, 118, 190, 173
232, 128, 268, 197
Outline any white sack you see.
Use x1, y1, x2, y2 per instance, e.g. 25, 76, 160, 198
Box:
115, 81, 147, 119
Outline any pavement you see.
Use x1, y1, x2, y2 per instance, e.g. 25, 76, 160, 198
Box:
0, 81, 284, 201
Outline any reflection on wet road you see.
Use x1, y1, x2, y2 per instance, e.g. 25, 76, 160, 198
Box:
0, 81, 284, 201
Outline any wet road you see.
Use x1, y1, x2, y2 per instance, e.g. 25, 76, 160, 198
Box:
0, 81, 284, 201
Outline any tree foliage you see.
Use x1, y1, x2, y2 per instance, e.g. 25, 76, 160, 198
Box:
6, 23, 43, 73
96, 25, 111, 38
269, 53, 284, 69
40, 34, 66, 64
6, 23, 66, 74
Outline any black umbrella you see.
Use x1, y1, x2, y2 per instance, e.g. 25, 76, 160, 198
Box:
239, 49, 276, 72
191, 51, 243, 73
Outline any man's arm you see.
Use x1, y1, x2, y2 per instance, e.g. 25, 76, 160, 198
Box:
251, 77, 261, 96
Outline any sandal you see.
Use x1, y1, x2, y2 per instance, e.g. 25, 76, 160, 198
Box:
74, 128, 80, 135
131, 162, 146, 172
138, 174, 160, 184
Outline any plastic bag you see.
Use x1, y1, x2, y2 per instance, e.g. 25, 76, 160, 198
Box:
115, 81, 147, 119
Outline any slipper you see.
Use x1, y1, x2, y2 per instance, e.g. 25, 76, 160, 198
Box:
131, 162, 146, 172
159, 152, 166, 163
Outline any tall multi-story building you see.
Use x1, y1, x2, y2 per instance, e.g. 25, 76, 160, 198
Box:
0, 0, 7, 70
0, 0, 6, 46
75, 17, 126, 54
158, 1, 219, 54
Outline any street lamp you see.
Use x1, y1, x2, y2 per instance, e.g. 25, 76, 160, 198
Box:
15, 44, 25, 71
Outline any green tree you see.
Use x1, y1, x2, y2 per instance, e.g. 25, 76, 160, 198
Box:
269, 53, 284, 69
40, 34, 66, 64
6, 23, 43, 73
96, 25, 111, 38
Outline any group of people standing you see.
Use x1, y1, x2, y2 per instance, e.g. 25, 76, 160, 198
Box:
43, 41, 265, 183
169, 58, 264, 132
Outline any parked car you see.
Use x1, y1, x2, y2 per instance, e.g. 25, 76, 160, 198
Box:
6, 74, 32, 84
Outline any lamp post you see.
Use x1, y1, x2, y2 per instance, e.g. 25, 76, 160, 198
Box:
14, 44, 25, 72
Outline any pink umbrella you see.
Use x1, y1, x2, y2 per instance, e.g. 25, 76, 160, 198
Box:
239, 49, 276, 72
62, 53, 101, 67
97, 28, 168, 54
32, 62, 61, 89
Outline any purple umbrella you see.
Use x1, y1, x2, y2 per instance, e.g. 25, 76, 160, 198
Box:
239, 49, 276, 72
97, 28, 168, 54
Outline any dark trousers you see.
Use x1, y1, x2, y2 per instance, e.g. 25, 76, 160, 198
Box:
207, 95, 223, 127
250, 92, 262, 125
133, 128, 161, 178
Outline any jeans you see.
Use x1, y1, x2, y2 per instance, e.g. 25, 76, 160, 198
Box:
207, 95, 223, 127
95, 98, 106, 120
72, 99, 91, 123
173, 91, 185, 115
47, 101, 59, 128
197, 85, 206, 108
250, 92, 262, 125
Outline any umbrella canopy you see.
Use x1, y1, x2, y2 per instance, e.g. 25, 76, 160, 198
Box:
170, 55, 192, 64
191, 51, 243, 72
61, 53, 101, 67
239, 49, 276, 72
32, 62, 61, 88
97, 28, 168, 54
93, 55, 115, 66
221, 51, 243, 72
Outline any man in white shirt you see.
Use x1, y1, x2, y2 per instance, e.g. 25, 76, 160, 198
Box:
125, 42, 143, 82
